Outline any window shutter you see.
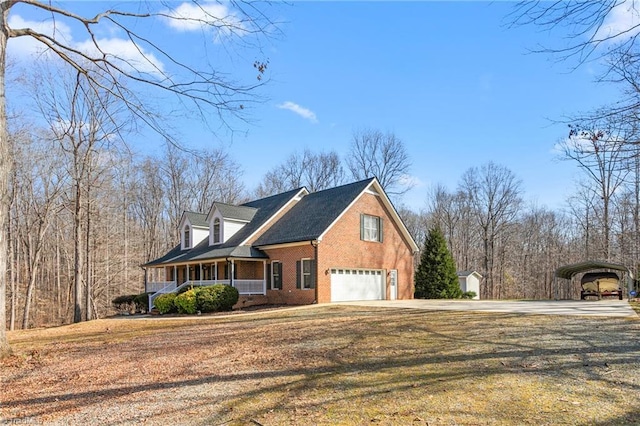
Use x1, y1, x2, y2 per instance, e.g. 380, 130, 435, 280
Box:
379, 217, 384, 242
266, 263, 271, 290
296, 260, 301, 289
310, 259, 317, 289
277, 263, 283, 290
360, 214, 365, 240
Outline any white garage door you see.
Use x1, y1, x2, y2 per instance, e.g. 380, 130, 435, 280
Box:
330, 269, 385, 302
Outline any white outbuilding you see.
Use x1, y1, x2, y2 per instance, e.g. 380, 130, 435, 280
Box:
457, 270, 482, 299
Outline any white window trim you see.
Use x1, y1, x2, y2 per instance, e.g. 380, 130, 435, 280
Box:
212, 218, 221, 245
271, 260, 282, 290
183, 226, 191, 249
301, 258, 312, 290
362, 214, 381, 242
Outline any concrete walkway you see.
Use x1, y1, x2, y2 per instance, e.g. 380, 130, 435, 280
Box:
339, 299, 639, 318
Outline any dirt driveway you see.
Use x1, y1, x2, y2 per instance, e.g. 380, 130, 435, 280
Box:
340, 299, 638, 317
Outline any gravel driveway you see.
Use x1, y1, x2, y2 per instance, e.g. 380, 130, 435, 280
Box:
340, 299, 638, 317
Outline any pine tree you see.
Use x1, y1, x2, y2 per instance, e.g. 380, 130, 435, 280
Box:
414, 226, 462, 299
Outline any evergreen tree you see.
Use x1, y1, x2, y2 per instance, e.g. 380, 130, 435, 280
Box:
415, 226, 462, 299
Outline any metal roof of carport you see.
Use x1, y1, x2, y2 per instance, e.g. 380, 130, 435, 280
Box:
555, 260, 634, 280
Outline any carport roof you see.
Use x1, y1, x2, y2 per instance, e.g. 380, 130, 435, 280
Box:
555, 261, 633, 280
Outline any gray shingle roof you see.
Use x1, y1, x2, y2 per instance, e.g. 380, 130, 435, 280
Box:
213, 202, 257, 222
184, 211, 209, 228
144, 179, 382, 267
143, 187, 304, 266
253, 178, 374, 247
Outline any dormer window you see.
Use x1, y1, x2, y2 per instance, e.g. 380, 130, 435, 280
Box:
213, 218, 221, 244
183, 228, 191, 249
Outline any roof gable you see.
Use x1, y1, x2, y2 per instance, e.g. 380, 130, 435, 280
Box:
253, 178, 419, 252
208, 202, 257, 223
179, 211, 209, 230
458, 270, 482, 279
221, 187, 307, 248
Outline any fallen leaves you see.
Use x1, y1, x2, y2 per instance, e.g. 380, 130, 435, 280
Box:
1, 306, 639, 425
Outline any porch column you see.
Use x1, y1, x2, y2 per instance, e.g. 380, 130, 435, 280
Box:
174, 265, 177, 285
199, 263, 203, 285
214, 261, 218, 281
230, 260, 235, 287
263, 260, 267, 295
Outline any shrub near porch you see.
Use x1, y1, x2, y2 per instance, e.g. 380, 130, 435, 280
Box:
154, 285, 239, 314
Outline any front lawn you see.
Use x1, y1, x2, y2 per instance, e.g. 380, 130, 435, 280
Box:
2, 305, 639, 425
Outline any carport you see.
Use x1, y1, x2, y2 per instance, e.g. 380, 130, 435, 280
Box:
554, 261, 634, 300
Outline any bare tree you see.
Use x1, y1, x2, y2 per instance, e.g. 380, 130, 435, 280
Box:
132, 158, 169, 263
425, 184, 483, 274
397, 206, 427, 251
509, 1, 640, 64
31, 66, 130, 323
566, 182, 601, 261
559, 119, 631, 260
193, 148, 246, 210
459, 162, 522, 299
255, 149, 344, 197
12, 130, 64, 328
347, 129, 412, 196
1, 1, 274, 355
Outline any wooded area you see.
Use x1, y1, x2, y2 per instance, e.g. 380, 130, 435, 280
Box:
4, 0, 640, 333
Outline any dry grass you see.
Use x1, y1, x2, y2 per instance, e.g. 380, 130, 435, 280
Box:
2, 305, 640, 425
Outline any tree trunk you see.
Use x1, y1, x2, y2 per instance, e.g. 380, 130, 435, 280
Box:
73, 181, 84, 323
8, 205, 14, 331
0, 0, 12, 357
85, 183, 91, 321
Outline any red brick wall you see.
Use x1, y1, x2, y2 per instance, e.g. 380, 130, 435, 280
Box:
235, 260, 264, 279
262, 244, 316, 305
317, 192, 415, 302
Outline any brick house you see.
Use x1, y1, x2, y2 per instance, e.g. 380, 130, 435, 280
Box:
143, 178, 418, 308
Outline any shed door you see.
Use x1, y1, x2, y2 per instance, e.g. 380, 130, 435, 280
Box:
330, 269, 385, 302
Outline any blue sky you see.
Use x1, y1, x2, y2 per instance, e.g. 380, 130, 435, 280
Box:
7, 1, 625, 211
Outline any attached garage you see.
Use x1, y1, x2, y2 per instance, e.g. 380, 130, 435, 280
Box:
330, 269, 385, 302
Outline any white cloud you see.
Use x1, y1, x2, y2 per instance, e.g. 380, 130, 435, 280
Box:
8, 14, 164, 76
594, 1, 640, 43
7, 15, 72, 58
553, 130, 625, 156
75, 38, 165, 75
163, 2, 247, 37
277, 101, 318, 123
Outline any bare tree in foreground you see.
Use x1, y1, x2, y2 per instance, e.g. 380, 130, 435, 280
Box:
509, 1, 640, 64
0, 0, 274, 357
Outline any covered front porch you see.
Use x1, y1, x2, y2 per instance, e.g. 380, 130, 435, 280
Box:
145, 258, 267, 298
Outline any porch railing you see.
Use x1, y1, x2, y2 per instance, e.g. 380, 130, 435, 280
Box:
147, 279, 265, 309
146, 281, 176, 293
234, 279, 265, 295
148, 281, 177, 311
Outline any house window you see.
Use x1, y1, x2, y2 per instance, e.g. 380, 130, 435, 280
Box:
271, 261, 282, 290
301, 258, 312, 289
361, 214, 382, 242
183, 228, 191, 248
213, 218, 221, 244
